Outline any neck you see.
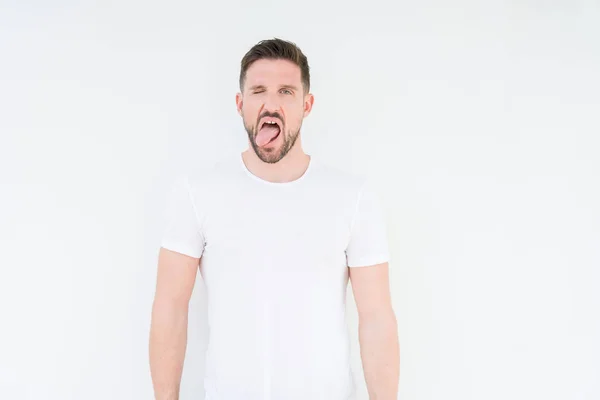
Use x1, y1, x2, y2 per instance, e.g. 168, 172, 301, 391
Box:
242, 139, 311, 184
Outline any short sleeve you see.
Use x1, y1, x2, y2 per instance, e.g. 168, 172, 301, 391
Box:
160, 176, 205, 259
345, 181, 390, 267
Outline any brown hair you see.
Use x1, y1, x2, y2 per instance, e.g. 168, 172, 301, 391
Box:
239, 38, 310, 94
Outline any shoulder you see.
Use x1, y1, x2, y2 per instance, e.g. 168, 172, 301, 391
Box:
163, 154, 245, 209
183, 153, 245, 189
309, 157, 370, 197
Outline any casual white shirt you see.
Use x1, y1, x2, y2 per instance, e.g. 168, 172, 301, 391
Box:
161, 152, 390, 400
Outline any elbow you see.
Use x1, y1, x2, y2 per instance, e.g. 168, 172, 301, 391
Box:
152, 296, 189, 316
358, 307, 398, 332
151, 294, 191, 326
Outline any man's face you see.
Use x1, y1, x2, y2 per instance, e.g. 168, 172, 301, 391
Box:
236, 59, 314, 164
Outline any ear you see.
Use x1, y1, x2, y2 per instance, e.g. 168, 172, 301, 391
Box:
303, 93, 315, 118
235, 92, 243, 115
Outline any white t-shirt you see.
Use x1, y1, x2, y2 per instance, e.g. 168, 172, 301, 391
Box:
161, 153, 390, 400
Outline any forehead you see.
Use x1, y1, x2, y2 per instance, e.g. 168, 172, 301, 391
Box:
244, 59, 302, 88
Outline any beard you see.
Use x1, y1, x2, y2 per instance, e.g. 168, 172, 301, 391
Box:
244, 117, 302, 164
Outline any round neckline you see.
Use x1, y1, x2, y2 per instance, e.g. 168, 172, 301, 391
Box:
239, 152, 314, 187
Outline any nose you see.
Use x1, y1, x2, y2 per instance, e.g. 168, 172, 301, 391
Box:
262, 91, 281, 113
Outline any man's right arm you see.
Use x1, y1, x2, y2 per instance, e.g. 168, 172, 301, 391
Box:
149, 247, 200, 400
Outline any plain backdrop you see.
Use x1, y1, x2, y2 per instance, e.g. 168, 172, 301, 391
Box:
1, 1, 599, 399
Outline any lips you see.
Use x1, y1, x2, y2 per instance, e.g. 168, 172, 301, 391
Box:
259, 118, 282, 131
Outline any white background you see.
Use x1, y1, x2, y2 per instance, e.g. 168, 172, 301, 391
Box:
1, 1, 599, 399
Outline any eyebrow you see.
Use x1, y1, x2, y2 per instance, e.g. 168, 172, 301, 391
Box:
248, 84, 300, 92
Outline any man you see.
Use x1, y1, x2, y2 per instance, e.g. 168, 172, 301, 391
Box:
149, 38, 399, 400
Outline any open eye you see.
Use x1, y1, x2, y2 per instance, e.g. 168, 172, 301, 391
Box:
280, 88, 293, 95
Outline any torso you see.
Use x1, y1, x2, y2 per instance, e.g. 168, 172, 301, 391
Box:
187, 153, 366, 400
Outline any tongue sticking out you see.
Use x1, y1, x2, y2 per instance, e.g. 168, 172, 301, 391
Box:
256, 124, 281, 147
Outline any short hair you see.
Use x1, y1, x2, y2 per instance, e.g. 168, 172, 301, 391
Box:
239, 38, 310, 93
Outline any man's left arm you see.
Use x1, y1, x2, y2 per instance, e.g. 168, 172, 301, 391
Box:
349, 262, 399, 400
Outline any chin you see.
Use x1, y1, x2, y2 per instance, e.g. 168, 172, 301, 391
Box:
257, 149, 285, 164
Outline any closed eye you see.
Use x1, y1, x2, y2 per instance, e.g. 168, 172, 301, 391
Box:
250, 88, 293, 95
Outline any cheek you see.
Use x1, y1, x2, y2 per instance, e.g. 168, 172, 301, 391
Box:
241, 97, 259, 112
283, 100, 304, 122
242, 104, 259, 122
284, 107, 305, 128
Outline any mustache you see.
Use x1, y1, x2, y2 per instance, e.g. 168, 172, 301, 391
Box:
257, 112, 284, 126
